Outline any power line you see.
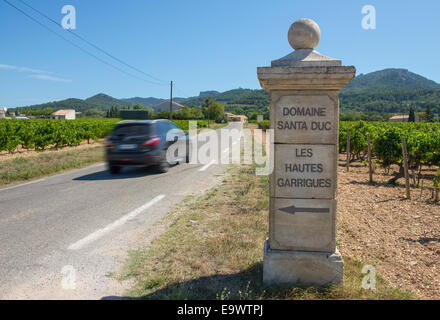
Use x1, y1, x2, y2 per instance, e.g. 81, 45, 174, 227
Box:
16, 0, 169, 85
2, 0, 166, 86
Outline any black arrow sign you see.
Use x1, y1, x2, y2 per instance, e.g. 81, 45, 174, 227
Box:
279, 205, 330, 215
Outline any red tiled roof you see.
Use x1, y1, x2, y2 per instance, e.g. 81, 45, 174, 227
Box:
155, 100, 185, 109
52, 109, 75, 116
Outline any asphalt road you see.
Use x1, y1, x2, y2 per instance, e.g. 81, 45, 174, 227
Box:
0, 122, 243, 299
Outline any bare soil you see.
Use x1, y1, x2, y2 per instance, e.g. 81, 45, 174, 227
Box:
337, 155, 440, 299
250, 123, 440, 298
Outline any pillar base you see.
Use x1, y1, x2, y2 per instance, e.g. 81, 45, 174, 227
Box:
263, 240, 344, 286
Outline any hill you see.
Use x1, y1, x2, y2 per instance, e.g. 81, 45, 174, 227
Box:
177, 69, 440, 120
340, 69, 440, 119
199, 90, 220, 97
184, 69, 439, 120
121, 96, 186, 108
180, 88, 270, 119
85, 93, 131, 109
15, 98, 99, 113
9, 69, 440, 120
343, 69, 440, 92
10, 94, 132, 115
121, 97, 165, 108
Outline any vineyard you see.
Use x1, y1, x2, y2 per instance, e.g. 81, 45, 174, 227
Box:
340, 121, 440, 170
253, 120, 440, 195
253, 119, 440, 168
340, 121, 440, 200
0, 119, 209, 154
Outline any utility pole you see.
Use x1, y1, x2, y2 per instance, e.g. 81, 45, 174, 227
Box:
169, 80, 173, 120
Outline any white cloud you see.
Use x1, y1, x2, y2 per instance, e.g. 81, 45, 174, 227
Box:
0, 63, 71, 82
0, 63, 54, 74
28, 74, 72, 83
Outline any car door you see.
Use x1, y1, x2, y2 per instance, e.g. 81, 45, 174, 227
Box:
165, 122, 186, 162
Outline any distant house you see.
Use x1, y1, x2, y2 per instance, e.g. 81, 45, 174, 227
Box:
389, 115, 408, 122
0, 108, 5, 119
389, 115, 420, 122
51, 109, 76, 120
153, 100, 185, 113
236, 115, 248, 123
225, 112, 248, 123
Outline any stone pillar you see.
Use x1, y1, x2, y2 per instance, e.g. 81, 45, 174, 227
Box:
257, 18, 356, 286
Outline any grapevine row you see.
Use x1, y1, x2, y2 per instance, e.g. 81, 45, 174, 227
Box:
340, 121, 440, 168
0, 119, 209, 154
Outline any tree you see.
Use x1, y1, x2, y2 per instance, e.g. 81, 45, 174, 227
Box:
201, 99, 225, 123
408, 106, 415, 122
153, 110, 170, 119
133, 104, 146, 110
437, 104, 440, 122
107, 106, 120, 118
84, 108, 106, 118
249, 112, 259, 121
173, 107, 204, 120
425, 105, 434, 122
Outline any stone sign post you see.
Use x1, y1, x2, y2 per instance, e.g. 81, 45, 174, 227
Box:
257, 18, 356, 285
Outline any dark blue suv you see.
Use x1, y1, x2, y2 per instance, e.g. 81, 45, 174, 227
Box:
105, 119, 188, 174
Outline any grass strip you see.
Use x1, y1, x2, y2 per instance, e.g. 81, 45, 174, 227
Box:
0, 145, 105, 187
120, 164, 415, 300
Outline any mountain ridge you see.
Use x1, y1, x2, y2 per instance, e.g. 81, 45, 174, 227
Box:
340, 68, 440, 118
9, 68, 440, 120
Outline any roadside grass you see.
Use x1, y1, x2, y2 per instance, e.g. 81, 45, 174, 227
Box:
119, 164, 415, 300
0, 145, 104, 187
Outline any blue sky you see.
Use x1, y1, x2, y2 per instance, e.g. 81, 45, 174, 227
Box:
1, 0, 440, 108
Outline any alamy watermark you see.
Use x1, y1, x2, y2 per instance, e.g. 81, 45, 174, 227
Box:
61, 265, 76, 290
361, 265, 376, 290
362, 5, 376, 30
61, 5, 76, 30
165, 121, 273, 176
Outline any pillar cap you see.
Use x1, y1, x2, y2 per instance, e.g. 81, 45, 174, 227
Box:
271, 18, 341, 67
288, 18, 321, 50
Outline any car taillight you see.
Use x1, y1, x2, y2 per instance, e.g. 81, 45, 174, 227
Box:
143, 137, 160, 146
105, 138, 114, 147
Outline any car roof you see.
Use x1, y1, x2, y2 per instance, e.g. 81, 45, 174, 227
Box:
116, 119, 173, 126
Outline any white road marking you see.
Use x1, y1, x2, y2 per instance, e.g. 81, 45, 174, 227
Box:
68, 194, 165, 250
222, 148, 230, 154
199, 160, 216, 172
0, 178, 47, 192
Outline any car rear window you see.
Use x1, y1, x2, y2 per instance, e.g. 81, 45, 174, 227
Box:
111, 124, 151, 138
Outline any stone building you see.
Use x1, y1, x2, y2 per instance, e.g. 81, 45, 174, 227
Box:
51, 109, 76, 120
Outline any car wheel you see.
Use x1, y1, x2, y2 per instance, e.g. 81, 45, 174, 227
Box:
109, 165, 121, 174
156, 151, 169, 173
185, 139, 190, 163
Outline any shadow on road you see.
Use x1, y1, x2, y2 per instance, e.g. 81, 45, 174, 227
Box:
73, 166, 161, 181
100, 262, 334, 300
101, 263, 264, 300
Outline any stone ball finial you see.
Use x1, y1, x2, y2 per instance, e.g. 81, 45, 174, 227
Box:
288, 18, 321, 50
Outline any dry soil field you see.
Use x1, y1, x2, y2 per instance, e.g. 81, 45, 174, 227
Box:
337, 156, 440, 299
